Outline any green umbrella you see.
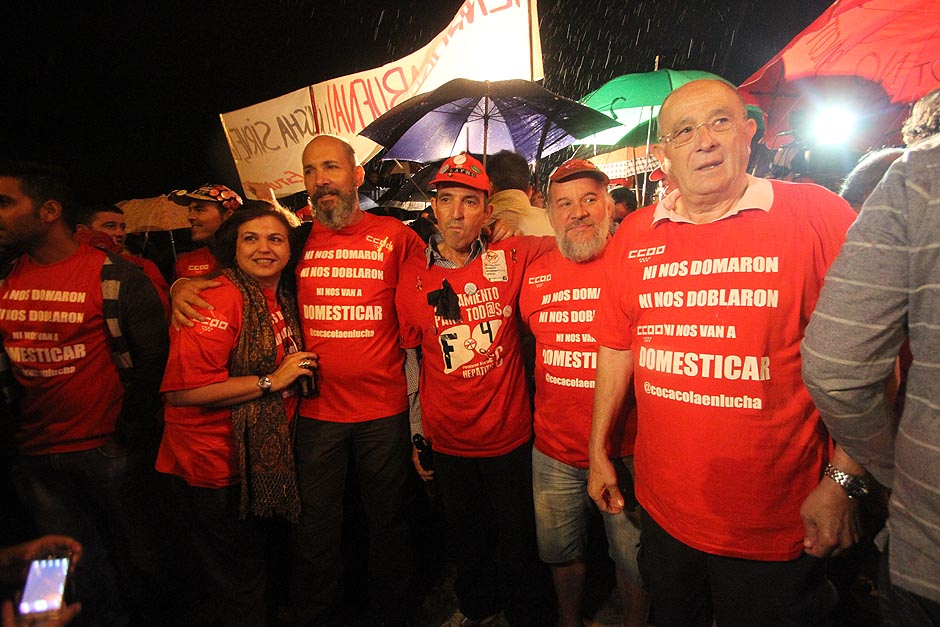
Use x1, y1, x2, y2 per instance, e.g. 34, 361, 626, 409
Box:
577, 69, 727, 146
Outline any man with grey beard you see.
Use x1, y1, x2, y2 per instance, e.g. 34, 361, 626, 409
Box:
171, 135, 425, 626
290, 135, 425, 627
518, 158, 649, 627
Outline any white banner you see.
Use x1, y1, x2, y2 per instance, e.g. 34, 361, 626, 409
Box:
221, 0, 542, 199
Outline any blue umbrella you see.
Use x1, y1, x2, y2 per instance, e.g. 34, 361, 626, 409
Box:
359, 78, 622, 167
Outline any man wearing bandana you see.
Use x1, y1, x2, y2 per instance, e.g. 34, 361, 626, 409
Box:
167, 183, 243, 279
396, 153, 554, 627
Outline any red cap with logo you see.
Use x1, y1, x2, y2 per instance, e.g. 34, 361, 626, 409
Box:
549, 158, 610, 185
430, 153, 490, 192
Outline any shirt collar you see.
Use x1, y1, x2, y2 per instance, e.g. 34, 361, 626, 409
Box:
651, 174, 773, 225
426, 232, 488, 269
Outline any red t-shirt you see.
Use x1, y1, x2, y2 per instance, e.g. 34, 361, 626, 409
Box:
174, 246, 218, 279
157, 277, 298, 488
520, 247, 635, 468
0, 245, 122, 455
295, 213, 425, 422
396, 236, 554, 457
593, 178, 855, 560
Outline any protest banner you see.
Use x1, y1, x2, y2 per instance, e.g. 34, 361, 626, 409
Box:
220, 0, 542, 198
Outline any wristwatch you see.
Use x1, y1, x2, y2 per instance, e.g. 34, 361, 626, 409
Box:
257, 375, 273, 395
824, 463, 871, 500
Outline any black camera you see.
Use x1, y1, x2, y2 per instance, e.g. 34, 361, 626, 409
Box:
297, 363, 319, 398
412, 433, 433, 471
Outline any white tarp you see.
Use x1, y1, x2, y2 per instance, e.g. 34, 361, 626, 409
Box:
220, 0, 543, 198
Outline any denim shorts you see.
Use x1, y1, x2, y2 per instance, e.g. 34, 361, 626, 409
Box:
531, 447, 641, 585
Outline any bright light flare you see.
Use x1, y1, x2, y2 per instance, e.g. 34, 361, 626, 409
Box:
812, 106, 857, 146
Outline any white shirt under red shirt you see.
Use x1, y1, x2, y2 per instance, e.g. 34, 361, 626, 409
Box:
295, 212, 425, 423
592, 176, 856, 561
520, 246, 635, 469
396, 236, 555, 458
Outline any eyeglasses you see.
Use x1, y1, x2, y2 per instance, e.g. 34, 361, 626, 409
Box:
658, 114, 747, 148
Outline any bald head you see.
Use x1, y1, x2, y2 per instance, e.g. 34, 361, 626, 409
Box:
651, 80, 756, 216
303, 134, 359, 169
302, 135, 365, 230
658, 80, 747, 134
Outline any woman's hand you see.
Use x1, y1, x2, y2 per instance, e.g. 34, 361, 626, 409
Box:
269, 351, 319, 393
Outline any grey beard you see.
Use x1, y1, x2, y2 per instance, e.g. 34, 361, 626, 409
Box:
314, 194, 357, 230
556, 225, 608, 263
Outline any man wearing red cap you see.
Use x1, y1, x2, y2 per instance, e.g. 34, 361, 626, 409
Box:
397, 153, 554, 627
167, 183, 243, 279
519, 158, 649, 627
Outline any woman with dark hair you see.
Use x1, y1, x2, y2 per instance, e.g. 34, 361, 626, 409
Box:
156, 200, 316, 626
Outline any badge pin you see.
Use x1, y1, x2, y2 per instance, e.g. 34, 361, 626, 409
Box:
464, 282, 478, 295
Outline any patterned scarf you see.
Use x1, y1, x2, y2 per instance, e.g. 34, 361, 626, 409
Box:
225, 266, 302, 523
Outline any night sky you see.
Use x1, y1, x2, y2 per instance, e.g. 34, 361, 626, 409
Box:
4, 0, 835, 203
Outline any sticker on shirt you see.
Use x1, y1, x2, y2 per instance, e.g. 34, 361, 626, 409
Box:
482, 250, 508, 283
439, 319, 503, 374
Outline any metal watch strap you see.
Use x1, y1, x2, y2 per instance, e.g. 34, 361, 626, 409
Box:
824, 463, 870, 499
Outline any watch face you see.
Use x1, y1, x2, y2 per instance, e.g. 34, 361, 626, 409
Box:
259, 376, 272, 390
846, 477, 870, 499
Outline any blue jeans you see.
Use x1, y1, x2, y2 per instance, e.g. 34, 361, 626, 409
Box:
531, 449, 642, 586
290, 412, 413, 626
11, 447, 157, 627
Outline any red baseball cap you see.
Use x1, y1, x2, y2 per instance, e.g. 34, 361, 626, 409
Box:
549, 158, 610, 185
430, 153, 490, 192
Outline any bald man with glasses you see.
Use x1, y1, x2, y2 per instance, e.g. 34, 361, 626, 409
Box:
587, 79, 865, 626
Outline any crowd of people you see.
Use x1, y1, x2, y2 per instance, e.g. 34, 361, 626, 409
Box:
1, 78, 939, 627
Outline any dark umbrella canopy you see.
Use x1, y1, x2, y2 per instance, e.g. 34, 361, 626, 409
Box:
359, 78, 622, 165
376, 163, 438, 212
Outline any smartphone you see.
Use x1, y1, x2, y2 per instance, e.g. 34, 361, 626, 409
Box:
18, 556, 70, 620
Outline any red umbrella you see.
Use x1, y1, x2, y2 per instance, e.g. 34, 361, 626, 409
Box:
739, 0, 940, 149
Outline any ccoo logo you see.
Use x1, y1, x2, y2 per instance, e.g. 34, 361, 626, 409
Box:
627, 245, 666, 259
